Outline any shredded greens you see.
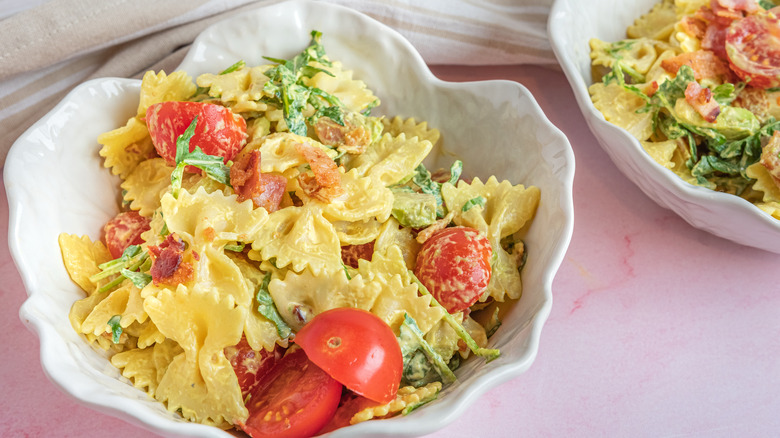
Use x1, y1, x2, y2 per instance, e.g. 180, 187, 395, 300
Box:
90, 245, 150, 293
170, 116, 231, 198
256, 272, 292, 339
107, 315, 123, 344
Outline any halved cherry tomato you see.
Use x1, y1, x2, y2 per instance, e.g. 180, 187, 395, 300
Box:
725, 8, 780, 89
340, 241, 375, 268
414, 226, 492, 314
294, 308, 402, 404
103, 210, 151, 259
240, 348, 342, 438
317, 394, 380, 435
145, 101, 247, 166
224, 337, 282, 398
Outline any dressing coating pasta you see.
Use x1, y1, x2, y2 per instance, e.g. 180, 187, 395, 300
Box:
58, 31, 541, 435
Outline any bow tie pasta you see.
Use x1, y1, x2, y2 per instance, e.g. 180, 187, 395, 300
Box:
58, 30, 540, 436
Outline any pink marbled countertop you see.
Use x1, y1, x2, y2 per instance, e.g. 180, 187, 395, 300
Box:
2, 64, 779, 437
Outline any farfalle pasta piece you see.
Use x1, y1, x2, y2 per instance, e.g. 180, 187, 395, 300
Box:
357, 246, 444, 334
303, 60, 378, 112
268, 268, 382, 331
58, 233, 112, 295
627, 0, 677, 40
589, 82, 654, 141
374, 217, 421, 270
242, 132, 335, 174
350, 382, 442, 424
111, 339, 183, 399
144, 284, 248, 427
121, 158, 173, 217
314, 168, 393, 224
331, 218, 382, 246
590, 37, 668, 76
442, 176, 540, 302
347, 133, 433, 186
747, 162, 780, 204
137, 70, 197, 116
77, 281, 148, 340
250, 204, 342, 275
197, 65, 273, 114
98, 117, 156, 179
382, 116, 441, 147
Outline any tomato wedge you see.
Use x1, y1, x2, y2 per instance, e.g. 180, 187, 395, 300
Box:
725, 8, 780, 89
240, 348, 342, 438
414, 226, 492, 314
145, 101, 247, 165
103, 210, 151, 259
295, 308, 402, 404
224, 337, 282, 398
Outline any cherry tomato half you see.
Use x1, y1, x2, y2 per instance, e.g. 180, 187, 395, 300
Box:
295, 308, 403, 404
414, 226, 492, 314
103, 210, 151, 259
725, 8, 780, 89
145, 101, 247, 166
224, 337, 282, 398
240, 348, 342, 438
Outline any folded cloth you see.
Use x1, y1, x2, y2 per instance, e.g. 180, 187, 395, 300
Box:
0, 0, 555, 168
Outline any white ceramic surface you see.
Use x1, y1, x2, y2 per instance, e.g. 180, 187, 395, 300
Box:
6, 1, 575, 437
548, 0, 780, 254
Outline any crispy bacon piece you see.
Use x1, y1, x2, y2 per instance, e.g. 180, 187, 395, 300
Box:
340, 241, 375, 268
148, 233, 193, 286
643, 80, 659, 97
314, 117, 371, 154
230, 150, 287, 212
685, 81, 721, 123
661, 50, 732, 81
680, 15, 708, 39
295, 142, 344, 202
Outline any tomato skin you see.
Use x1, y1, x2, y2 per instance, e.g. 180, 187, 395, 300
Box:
145, 101, 247, 165
103, 210, 151, 259
725, 9, 780, 89
414, 226, 492, 314
295, 308, 403, 404
224, 337, 282, 398
240, 348, 342, 438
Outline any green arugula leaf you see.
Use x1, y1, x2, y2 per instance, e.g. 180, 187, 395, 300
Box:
398, 313, 457, 385
256, 272, 292, 339
224, 242, 245, 252
409, 271, 501, 362
262, 30, 356, 136
120, 268, 152, 289
462, 196, 486, 212
107, 315, 123, 344
170, 116, 231, 198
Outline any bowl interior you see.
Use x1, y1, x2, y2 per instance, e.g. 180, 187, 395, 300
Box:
7, 1, 575, 436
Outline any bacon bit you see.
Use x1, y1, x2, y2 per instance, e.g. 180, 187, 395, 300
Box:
681, 15, 708, 39
701, 22, 730, 59
415, 210, 456, 244
202, 227, 216, 243
341, 241, 375, 268
685, 81, 721, 122
148, 233, 193, 286
295, 142, 344, 202
661, 50, 732, 81
230, 150, 287, 212
314, 117, 371, 154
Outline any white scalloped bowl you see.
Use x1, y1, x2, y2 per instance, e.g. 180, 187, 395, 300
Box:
6, 1, 574, 436
549, 0, 780, 253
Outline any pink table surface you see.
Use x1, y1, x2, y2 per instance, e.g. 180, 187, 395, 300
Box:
2, 64, 780, 438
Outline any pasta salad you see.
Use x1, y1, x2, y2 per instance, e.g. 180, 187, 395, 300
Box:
589, 0, 780, 219
58, 31, 540, 437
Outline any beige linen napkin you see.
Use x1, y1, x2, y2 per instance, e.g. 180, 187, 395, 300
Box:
0, 0, 555, 168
